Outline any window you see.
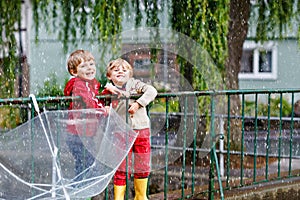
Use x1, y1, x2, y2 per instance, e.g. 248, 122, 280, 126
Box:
131, 57, 152, 80
239, 41, 277, 80
133, 58, 151, 71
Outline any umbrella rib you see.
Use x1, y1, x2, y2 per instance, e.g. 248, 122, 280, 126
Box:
29, 94, 71, 200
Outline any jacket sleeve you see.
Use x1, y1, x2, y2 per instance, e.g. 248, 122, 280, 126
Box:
132, 79, 157, 107
64, 78, 75, 96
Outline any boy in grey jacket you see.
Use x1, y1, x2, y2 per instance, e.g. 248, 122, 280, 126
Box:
102, 58, 157, 200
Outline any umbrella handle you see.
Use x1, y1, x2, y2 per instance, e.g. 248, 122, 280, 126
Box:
29, 94, 40, 113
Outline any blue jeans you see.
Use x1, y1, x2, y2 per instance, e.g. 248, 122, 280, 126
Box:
66, 134, 95, 180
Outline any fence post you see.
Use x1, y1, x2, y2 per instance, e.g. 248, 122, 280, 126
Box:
219, 116, 224, 178
209, 94, 215, 200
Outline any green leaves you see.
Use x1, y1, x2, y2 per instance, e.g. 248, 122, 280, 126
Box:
255, 0, 296, 42
0, 0, 21, 98
30, 0, 125, 52
171, 0, 229, 90
36, 73, 64, 97
1, 0, 300, 98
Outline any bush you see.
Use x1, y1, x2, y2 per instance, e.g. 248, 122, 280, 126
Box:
244, 97, 292, 117
36, 73, 65, 97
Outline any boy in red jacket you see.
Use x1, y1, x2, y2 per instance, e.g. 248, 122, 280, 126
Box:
64, 49, 106, 110
64, 49, 112, 180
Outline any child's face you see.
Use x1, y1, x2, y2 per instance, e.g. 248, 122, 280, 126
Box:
108, 66, 131, 87
75, 60, 96, 80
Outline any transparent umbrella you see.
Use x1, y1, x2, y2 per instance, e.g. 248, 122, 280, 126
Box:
0, 95, 138, 199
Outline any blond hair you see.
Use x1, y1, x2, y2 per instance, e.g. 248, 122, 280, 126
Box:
67, 50, 95, 75
106, 58, 133, 78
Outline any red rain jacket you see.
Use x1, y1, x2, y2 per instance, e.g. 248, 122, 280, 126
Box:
64, 77, 105, 136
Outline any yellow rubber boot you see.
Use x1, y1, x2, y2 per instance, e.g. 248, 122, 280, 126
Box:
134, 178, 148, 200
114, 185, 126, 200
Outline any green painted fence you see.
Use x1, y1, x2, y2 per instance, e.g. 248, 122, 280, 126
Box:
1, 88, 300, 199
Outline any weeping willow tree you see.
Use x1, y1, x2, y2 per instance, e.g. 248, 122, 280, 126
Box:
0, 1, 23, 130
171, 1, 229, 87
1, 0, 300, 96
0, 1, 21, 98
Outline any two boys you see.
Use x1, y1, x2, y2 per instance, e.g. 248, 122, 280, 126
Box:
64, 50, 157, 200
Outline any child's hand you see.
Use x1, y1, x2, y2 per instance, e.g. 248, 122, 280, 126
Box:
105, 83, 130, 98
105, 83, 122, 97
128, 102, 141, 114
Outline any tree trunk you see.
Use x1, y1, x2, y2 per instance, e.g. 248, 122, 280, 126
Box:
225, 0, 251, 149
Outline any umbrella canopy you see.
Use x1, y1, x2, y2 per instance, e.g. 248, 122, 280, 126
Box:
0, 104, 138, 199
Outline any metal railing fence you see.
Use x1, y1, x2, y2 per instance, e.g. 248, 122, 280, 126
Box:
1, 88, 300, 199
